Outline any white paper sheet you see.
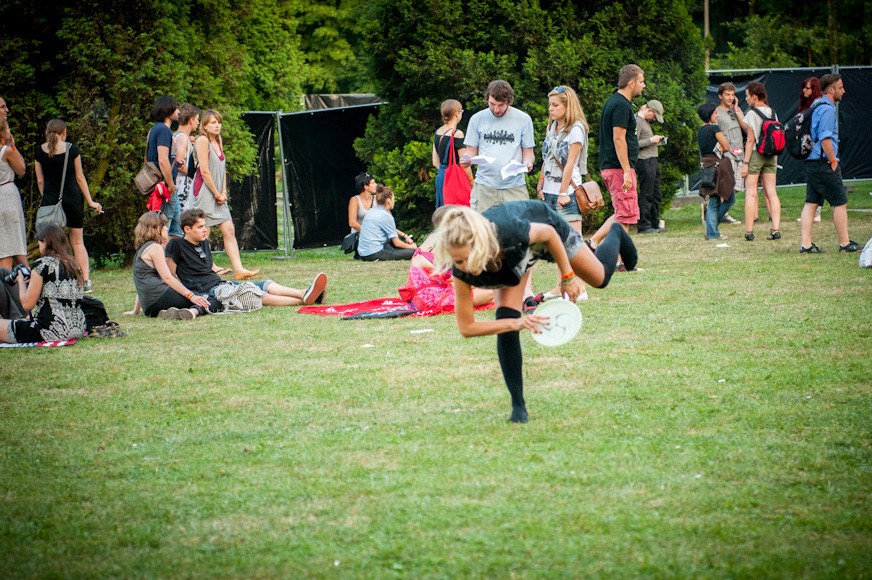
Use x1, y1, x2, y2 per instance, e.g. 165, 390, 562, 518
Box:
500, 160, 529, 180
461, 154, 496, 165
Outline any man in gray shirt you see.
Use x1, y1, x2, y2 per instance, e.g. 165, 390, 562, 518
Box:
716, 82, 749, 224
635, 100, 665, 233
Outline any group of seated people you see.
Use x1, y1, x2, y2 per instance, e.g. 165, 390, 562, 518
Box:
347, 172, 417, 261
127, 209, 327, 320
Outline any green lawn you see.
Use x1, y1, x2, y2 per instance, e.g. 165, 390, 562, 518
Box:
2, 183, 871, 579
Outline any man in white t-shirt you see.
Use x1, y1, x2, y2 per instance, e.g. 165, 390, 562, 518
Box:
461, 80, 535, 213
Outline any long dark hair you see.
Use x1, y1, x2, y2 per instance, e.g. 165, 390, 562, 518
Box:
36, 224, 83, 285
799, 77, 822, 113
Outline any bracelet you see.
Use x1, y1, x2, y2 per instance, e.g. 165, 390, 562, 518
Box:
561, 271, 574, 281
185, 291, 193, 300
539, 176, 545, 181
560, 276, 575, 285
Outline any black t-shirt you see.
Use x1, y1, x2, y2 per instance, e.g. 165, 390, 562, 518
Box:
452, 200, 573, 289
697, 124, 721, 157
434, 130, 465, 165
165, 237, 222, 293
146, 122, 178, 182
33, 143, 82, 205
598, 92, 638, 170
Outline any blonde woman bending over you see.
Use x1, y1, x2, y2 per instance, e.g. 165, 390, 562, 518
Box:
193, 109, 259, 280
432, 201, 637, 423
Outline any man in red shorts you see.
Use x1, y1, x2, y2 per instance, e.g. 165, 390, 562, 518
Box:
590, 64, 646, 252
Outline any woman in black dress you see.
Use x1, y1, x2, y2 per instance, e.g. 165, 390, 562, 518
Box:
432, 201, 637, 423
0, 224, 87, 343
34, 119, 102, 292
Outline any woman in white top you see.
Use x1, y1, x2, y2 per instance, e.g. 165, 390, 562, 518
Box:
740, 81, 782, 241
536, 86, 590, 301
0, 118, 27, 270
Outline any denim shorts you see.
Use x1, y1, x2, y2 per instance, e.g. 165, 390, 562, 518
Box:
543, 193, 582, 222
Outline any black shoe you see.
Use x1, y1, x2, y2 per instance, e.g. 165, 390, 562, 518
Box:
657, 226, 668, 233
637, 228, 658, 234
745, 232, 755, 241
800, 244, 827, 254
840, 241, 863, 253
523, 296, 538, 314
767, 230, 781, 240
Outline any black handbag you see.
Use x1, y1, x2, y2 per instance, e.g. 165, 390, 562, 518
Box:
341, 231, 359, 254
699, 166, 717, 190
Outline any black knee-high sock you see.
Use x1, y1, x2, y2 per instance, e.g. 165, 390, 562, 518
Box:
594, 223, 639, 288
495, 307, 527, 422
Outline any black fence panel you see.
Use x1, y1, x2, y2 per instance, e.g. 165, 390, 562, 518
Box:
836, 68, 872, 181
279, 104, 380, 249
229, 112, 277, 250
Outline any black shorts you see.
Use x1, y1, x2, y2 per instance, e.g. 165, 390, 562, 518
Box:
805, 160, 847, 207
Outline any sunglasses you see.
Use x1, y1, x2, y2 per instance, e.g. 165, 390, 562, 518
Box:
552, 86, 567, 94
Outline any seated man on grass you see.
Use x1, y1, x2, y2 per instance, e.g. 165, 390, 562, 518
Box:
162, 209, 327, 319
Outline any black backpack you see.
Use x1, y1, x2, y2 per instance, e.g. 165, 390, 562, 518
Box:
751, 108, 786, 157
784, 101, 826, 160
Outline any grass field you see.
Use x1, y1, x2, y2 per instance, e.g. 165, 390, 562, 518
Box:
1, 183, 871, 579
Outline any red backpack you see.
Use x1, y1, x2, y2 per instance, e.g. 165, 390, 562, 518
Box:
751, 108, 786, 157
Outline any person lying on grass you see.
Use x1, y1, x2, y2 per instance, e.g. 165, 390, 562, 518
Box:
431, 201, 637, 423
152, 208, 327, 320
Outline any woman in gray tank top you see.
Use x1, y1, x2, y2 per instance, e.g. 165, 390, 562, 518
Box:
129, 212, 218, 319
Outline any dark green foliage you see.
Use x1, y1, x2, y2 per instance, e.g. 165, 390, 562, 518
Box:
356, 0, 706, 234
0, 0, 306, 262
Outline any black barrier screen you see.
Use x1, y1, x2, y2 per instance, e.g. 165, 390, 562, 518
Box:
701, 68, 872, 188
228, 113, 277, 250
280, 104, 381, 249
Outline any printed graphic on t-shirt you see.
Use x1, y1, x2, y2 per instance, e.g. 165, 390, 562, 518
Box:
483, 130, 516, 146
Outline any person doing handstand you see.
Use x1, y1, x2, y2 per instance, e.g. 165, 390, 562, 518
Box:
432, 201, 637, 423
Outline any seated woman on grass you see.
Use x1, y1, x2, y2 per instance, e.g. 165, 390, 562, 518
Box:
0, 224, 87, 343
128, 211, 220, 320
357, 185, 417, 261
431, 201, 637, 423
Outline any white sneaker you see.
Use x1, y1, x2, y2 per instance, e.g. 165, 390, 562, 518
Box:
577, 290, 589, 302
541, 291, 561, 301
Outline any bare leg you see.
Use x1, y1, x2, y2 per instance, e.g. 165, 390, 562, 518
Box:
0, 257, 11, 270
0, 319, 11, 343
744, 174, 759, 236
590, 215, 616, 246
261, 293, 303, 307
761, 172, 780, 232
548, 221, 586, 298
68, 228, 90, 281
832, 204, 850, 246
800, 203, 818, 248
472, 288, 494, 307
219, 220, 257, 275
263, 281, 304, 299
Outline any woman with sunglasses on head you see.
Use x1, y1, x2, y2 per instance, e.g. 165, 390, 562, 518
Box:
0, 224, 87, 343
432, 99, 473, 208
193, 109, 259, 280
431, 201, 637, 423
536, 85, 590, 302
348, 171, 377, 235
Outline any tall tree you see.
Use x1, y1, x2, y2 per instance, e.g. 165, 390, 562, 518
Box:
355, 0, 706, 233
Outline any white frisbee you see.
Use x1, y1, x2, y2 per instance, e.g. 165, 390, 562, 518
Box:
530, 298, 582, 346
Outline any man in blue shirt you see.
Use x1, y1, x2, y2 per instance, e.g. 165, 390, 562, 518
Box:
799, 74, 862, 253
